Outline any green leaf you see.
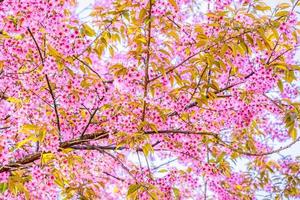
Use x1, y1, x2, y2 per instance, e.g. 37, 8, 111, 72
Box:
0, 182, 7, 193
127, 184, 140, 198
173, 187, 180, 200
277, 79, 284, 92
158, 169, 168, 173
216, 152, 226, 163
289, 127, 297, 140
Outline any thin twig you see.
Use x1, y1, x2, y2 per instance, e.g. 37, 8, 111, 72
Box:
45, 74, 62, 142
27, 27, 44, 64
80, 108, 98, 138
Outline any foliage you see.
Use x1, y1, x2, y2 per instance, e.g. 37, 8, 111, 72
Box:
0, 0, 299, 199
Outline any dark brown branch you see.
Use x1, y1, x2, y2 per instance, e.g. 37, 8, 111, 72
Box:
103, 171, 125, 182
72, 141, 161, 151
0, 131, 108, 173
166, 16, 196, 44
27, 27, 44, 64
0, 126, 10, 130
144, 129, 216, 136
80, 108, 98, 138
45, 74, 61, 142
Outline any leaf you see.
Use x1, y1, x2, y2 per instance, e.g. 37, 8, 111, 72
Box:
168, 0, 178, 9
285, 70, 296, 83
82, 24, 96, 37
16, 138, 32, 149
7, 97, 21, 104
277, 3, 290, 9
142, 143, 154, 157
158, 169, 168, 173
255, 4, 271, 11
109, 46, 114, 57
277, 79, 284, 92
41, 153, 55, 165
149, 123, 158, 133
127, 184, 140, 198
137, 37, 147, 44
139, 8, 147, 21
173, 187, 180, 199
54, 178, 64, 188
0, 182, 7, 193
149, 191, 158, 200
235, 185, 243, 190
275, 11, 289, 17
48, 45, 61, 58
216, 152, 226, 163
289, 127, 297, 141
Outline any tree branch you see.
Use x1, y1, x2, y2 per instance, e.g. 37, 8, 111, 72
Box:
27, 27, 44, 64
0, 131, 108, 173
148, 29, 254, 83
45, 74, 62, 142
80, 107, 98, 138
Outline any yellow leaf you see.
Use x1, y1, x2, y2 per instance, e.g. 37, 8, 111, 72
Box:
109, 46, 114, 57
169, 30, 179, 40
41, 153, 55, 165
173, 188, 180, 200
195, 25, 204, 33
84, 57, 93, 65
48, 45, 61, 57
289, 127, 297, 141
57, 61, 64, 71
127, 184, 140, 198
275, 10, 289, 17
139, 8, 147, 21
255, 4, 271, 11
113, 186, 119, 193
16, 138, 32, 149
82, 24, 96, 37
168, 0, 178, 9
277, 3, 290, 9
137, 37, 147, 44
235, 185, 243, 190
143, 143, 154, 157
38, 128, 47, 142
7, 97, 21, 104
277, 79, 284, 92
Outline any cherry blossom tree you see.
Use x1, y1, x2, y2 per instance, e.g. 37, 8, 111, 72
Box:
0, 0, 299, 199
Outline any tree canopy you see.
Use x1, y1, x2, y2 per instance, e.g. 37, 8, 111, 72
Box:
0, 0, 299, 199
